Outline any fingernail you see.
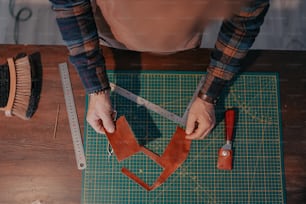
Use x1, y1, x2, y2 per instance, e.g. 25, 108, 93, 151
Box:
107, 126, 115, 133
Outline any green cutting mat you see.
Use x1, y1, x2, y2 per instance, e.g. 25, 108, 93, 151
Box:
82, 72, 285, 204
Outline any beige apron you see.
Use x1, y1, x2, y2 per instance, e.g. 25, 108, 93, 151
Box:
93, 0, 245, 53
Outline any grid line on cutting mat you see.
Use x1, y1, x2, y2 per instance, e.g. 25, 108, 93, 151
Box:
81, 72, 285, 204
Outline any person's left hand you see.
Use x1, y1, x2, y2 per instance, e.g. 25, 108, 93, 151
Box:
185, 97, 216, 140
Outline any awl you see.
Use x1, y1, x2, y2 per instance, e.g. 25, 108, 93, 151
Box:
217, 109, 235, 170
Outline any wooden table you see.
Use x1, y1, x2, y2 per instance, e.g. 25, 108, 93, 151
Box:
0, 45, 305, 204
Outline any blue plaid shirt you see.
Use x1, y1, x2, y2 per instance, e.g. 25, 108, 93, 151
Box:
50, 0, 269, 102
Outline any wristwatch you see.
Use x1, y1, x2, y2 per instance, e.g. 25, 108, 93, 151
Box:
197, 91, 217, 105
89, 86, 111, 96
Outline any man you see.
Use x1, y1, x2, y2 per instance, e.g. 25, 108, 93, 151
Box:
49, 0, 269, 139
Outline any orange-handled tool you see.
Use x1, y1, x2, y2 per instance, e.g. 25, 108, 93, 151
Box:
217, 109, 235, 170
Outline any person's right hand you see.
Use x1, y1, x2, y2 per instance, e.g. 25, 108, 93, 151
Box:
86, 90, 115, 134
185, 97, 215, 140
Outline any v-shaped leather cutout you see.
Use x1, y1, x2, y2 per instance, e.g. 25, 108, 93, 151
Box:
105, 116, 192, 191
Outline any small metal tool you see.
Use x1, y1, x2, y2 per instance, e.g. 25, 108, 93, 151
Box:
106, 110, 117, 161
107, 143, 114, 162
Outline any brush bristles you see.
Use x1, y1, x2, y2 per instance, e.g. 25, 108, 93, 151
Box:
11, 56, 32, 120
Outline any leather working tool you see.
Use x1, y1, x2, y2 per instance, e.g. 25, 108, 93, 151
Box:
217, 109, 235, 170
59, 63, 86, 170
104, 116, 192, 191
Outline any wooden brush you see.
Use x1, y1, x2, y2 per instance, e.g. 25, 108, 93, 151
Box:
0, 52, 42, 120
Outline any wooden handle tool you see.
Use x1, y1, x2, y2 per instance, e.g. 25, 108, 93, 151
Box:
217, 109, 235, 170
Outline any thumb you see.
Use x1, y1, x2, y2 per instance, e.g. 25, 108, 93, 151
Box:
101, 113, 115, 133
185, 113, 197, 135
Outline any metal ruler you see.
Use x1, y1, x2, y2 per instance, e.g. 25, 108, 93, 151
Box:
110, 82, 185, 125
59, 63, 87, 170
110, 83, 186, 125
181, 75, 206, 122
110, 75, 205, 126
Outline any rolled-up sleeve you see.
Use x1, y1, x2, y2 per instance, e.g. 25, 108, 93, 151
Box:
200, 0, 270, 103
50, 0, 110, 93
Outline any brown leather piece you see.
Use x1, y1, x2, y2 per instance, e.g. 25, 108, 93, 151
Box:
104, 116, 141, 162
105, 116, 192, 191
122, 126, 191, 191
217, 149, 233, 170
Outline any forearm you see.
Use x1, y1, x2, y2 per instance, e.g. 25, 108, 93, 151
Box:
50, 0, 109, 93
200, 0, 270, 103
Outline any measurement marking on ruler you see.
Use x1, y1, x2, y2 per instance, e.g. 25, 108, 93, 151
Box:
59, 63, 86, 170
110, 82, 186, 126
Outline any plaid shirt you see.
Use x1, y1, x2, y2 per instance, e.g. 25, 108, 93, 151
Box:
50, 0, 269, 102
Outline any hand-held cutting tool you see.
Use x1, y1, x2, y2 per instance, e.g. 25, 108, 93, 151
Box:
217, 109, 235, 170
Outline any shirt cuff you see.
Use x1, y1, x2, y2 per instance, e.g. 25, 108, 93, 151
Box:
199, 70, 228, 105
69, 51, 110, 94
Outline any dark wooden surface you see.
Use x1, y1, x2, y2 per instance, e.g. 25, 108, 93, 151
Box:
0, 45, 305, 204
